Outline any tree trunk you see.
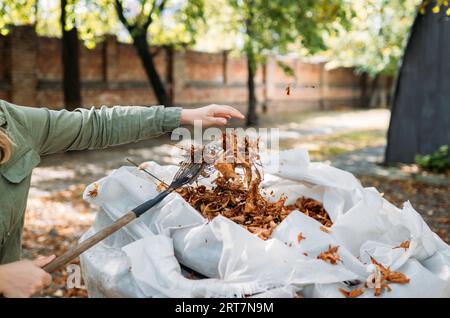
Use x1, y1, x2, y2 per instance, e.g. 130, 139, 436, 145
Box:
360, 72, 380, 108
385, 9, 450, 164
133, 34, 171, 106
60, 0, 81, 111
244, 1, 258, 126
368, 74, 380, 108
360, 72, 368, 108
246, 50, 258, 126
385, 76, 394, 107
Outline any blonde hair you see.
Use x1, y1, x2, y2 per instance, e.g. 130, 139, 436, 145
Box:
0, 129, 12, 164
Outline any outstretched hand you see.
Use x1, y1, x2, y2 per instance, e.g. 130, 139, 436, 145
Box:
180, 104, 245, 127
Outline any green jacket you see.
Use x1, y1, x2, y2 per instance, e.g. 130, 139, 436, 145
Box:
0, 99, 181, 264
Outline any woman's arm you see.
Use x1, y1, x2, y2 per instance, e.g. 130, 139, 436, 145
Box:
16, 104, 181, 156
11, 103, 243, 156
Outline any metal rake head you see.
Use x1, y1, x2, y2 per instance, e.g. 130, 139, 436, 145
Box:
169, 161, 205, 189
169, 141, 224, 190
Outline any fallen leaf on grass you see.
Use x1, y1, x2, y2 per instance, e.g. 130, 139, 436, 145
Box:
436, 217, 450, 225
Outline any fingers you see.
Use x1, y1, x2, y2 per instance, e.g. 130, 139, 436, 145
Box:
33, 255, 55, 288
41, 271, 52, 287
30, 270, 52, 295
212, 105, 245, 119
181, 105, 244, 127
215, 114, 232, 119
208, 117, 228, 126
33, 255, 56, 267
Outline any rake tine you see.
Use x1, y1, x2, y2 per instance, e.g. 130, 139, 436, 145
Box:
126, 158, 169, 187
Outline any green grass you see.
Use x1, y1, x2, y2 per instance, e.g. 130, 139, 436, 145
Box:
309, 146, 349, 159
279, 129, 386, 161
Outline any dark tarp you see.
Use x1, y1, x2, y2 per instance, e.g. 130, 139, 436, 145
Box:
385, 9, 450, 164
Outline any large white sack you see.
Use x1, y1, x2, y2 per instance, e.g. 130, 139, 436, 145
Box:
80, 148, 450, 298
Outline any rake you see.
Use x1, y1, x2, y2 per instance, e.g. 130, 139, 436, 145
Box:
43, 158, 210, 273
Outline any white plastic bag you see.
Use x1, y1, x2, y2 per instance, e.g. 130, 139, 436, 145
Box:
80, 149, 450, 298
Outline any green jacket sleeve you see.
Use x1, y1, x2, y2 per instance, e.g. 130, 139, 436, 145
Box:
15, 104, 181, 156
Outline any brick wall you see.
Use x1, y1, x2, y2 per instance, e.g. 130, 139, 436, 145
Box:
0, 26, 391, 112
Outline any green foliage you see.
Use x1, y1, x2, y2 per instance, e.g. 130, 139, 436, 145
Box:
0, 0, 118, 48
192, 0, 240, 52
2, 0, 443, 76
277, 61, 295, 78
226, 0, 352, 72
325, 0, 418, 77
325, 0, 450, 77
0, 0, 36, 35
146, 0, 205, 47
415, 145, 450, 173
0, 0, 205, 49
66, 0, 118, 49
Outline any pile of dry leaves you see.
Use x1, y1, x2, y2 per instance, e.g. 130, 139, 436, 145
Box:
176, 132, 411, 298
338, 255, 411, 298
177, 132, 332, 240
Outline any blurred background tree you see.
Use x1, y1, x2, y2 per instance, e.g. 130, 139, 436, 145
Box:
324, 0, 418, 108
114, 0, 205, 106
227, 0, 352, 126
0, 0, 37, 36
385, 0, 450, 164
60, 0, 81, 110
2, 0, 449, 150
0, 0, 411, 114
0, 0, 117, 110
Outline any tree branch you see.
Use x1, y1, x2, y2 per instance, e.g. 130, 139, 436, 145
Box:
142, 0, 154, 32
142, 0, 167, 31
115, 0, 135, 32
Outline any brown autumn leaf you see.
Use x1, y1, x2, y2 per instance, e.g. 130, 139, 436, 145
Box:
214, 163, 239, 180
386, 271, 410, 284
317, 245, 341, 265
156, 182, 168, 192
339, 287, 365, 298
286, 197, 333, 228
393, 240, 410, 250
370, 256, 410, 284
435, 217, 450, 225
297, 232, 306, 243
320, 226, 332, 234
87, 183, 99, 198
367, 256, 410, 296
